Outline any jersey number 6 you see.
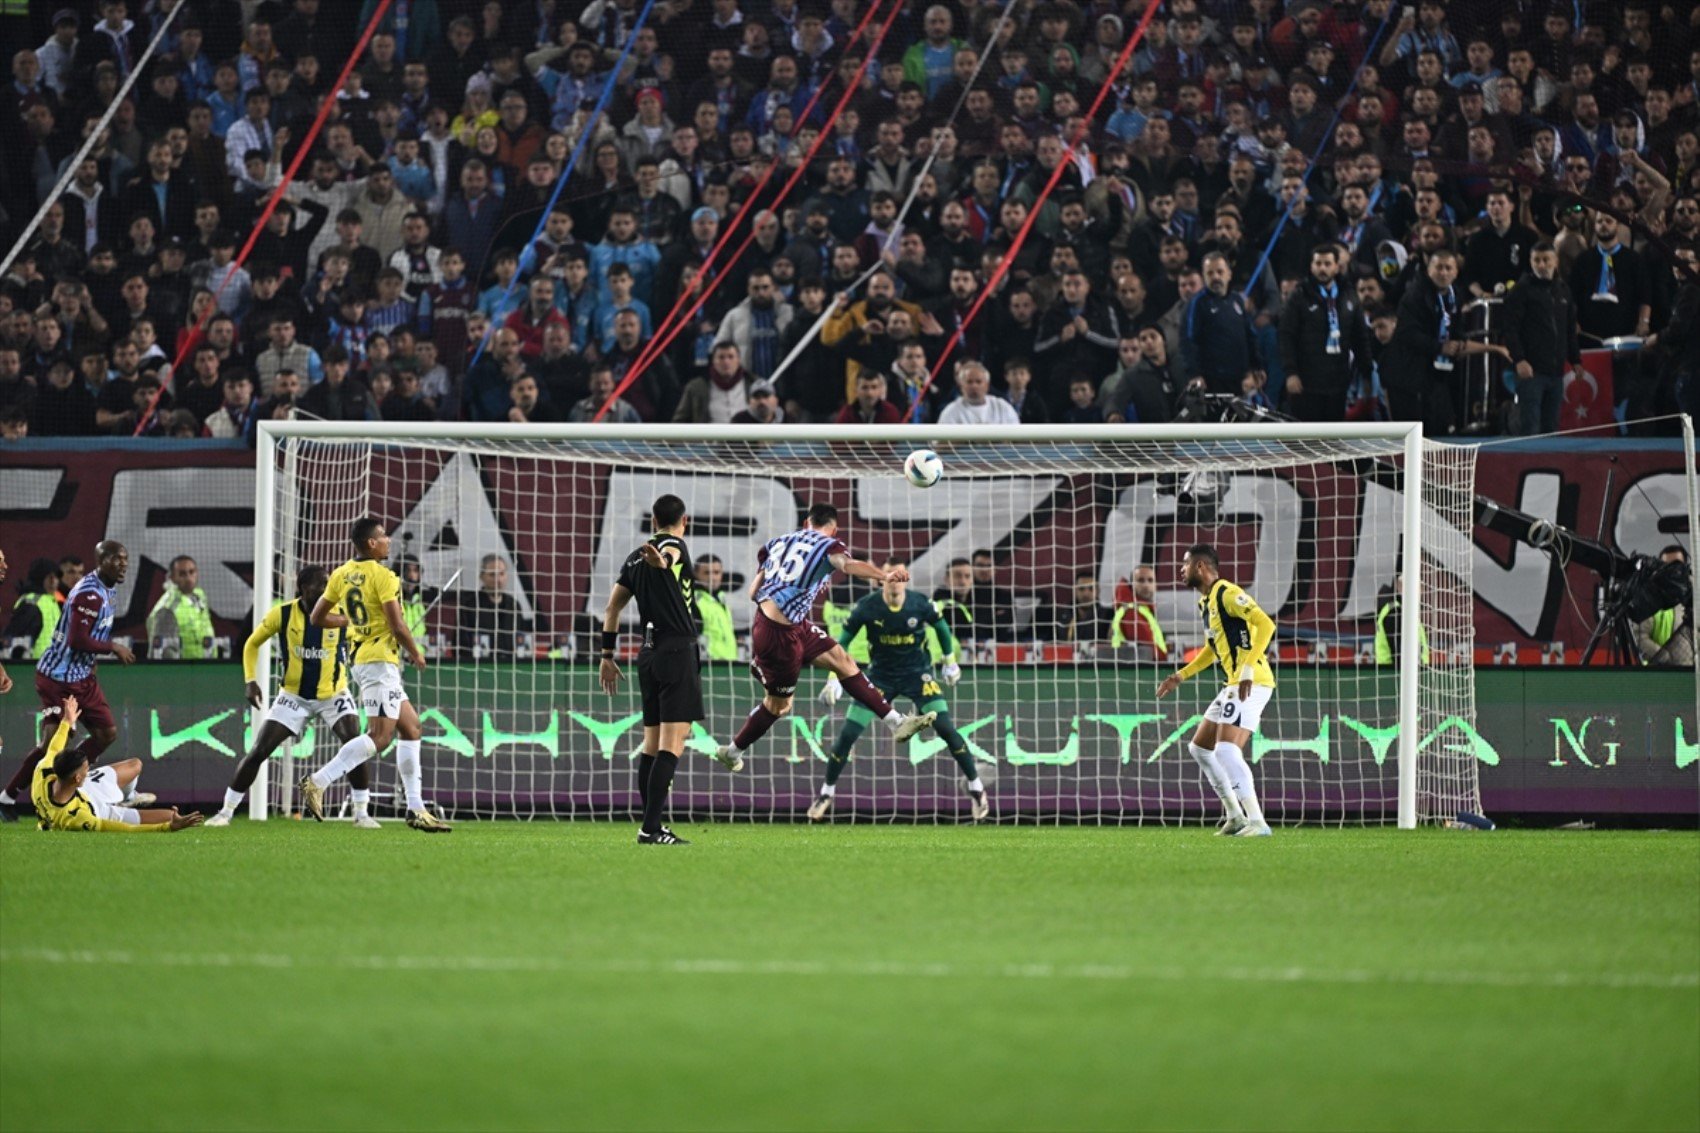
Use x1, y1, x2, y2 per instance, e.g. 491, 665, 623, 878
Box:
346, 586, 369, 627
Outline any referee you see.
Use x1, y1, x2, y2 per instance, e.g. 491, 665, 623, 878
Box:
599, 494, 705, 845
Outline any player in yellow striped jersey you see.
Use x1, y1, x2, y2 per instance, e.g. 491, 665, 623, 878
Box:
306, 517, 450, 833
32, 696, 201, 832
1157, 543, 1277, 837
206, 565, 368, 827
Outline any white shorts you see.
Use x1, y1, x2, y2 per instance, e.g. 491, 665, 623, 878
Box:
1204, 683, 1274, 734
267, 689, 358, 737
351, 662, 408, 719
81, 767, 139, 826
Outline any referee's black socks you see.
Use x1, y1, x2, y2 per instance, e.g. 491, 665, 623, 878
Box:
642, 751, 679, 834
636, 752, 657, 812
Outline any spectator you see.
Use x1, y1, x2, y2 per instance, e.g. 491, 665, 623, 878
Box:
1179, 252, 1263, 396
594, 264, 652, 352
1103, 328, 1178, 424
571, 365, 641, 424
203, 370, 258, 442
1464, 189, 1540, 298
4, 558, 61, 660
601, 309, 678, 420
966, 549, 1015, 642
442, 160, 502, 280
591, 207, 663, 307
298, 347, 377, 421
832, 369, 903, 424
1034, 269, 1121, 403
675, 343, 754, 424
33, 360, 97, 437
1056, 572, 1113, 646
147, 555, 215, 660
1062, 376, 1105, 424
1384, 250, 1510, 436
464, 328, 534, 422
716, 269, 794, 379
258, 368, 305, 420
938, 361, 1019, 425
730, 380, 786, 423
1278, 245, 1372, 422
505, 373, 559, 424
1001, 359, 1050, 424
693, 555, 739, 661
1110, 565, 1170, 660
1503, 242, 1583, 436
931, 557, 978, 644
457, 554, 534, 660
505, 276, 570, 359
255, 317, 324, 395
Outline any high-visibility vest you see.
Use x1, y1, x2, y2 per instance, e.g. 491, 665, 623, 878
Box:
403, 594, 428, 655
12, 593, 60, 658
1646, 607, 1676, 659
695, 589, 738, 661
1110, 602, 1167, 655
1374, 600, 1430, 665
822, 600, 870, 663
148, 586, 215, 659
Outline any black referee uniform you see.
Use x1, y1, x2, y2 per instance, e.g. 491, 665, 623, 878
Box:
619, 533, 705, 728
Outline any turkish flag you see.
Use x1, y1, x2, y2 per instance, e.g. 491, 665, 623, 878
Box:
1563, 350, 1618, 431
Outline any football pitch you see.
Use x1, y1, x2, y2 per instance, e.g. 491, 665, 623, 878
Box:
2, 823, 1696, 1132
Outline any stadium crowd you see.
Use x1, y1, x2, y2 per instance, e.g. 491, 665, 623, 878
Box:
3, 0, 1700, 440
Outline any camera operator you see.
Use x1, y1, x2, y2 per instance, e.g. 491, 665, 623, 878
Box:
1633, 546, 1694, 667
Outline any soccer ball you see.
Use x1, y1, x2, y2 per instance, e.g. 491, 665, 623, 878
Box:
903, 448, 944, 488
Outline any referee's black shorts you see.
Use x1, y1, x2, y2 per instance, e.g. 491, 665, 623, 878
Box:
636, 636, 704, 726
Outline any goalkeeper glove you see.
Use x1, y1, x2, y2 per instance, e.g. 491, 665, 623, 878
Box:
941, 659, 962, 686
819, 675, 843, 705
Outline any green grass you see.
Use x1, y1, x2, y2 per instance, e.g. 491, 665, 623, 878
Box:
2, 823, 1696, 1133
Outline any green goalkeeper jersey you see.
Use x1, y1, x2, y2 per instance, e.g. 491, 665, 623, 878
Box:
839, 590, 956, 685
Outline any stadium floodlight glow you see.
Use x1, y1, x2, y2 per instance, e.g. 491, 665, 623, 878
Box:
254, 421, 1478, 829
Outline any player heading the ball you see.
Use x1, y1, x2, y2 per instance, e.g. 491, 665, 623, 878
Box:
304, 517, 451, 833
717, 503, 937, 766
1156, 544, 1276, 837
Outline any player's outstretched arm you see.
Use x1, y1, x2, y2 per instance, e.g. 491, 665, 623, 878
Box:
830, 553, 898, 584
1157, 644, 1217, 698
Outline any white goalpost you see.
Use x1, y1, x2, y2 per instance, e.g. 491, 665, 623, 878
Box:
251, 420, 1480, 828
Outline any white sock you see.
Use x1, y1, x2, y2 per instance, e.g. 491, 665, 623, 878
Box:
396, 739, 424, 811
1189, 743, 1246, 821
311, 734, 377, 790
881, 709, 904, 730
350, 789, 371, 817
0, 790, 14, 805
1214, 741, 1264, 824
221, 787, 244, 815
121, 774, 139, 802
967, 778, 984, 793
819, 783, 836, 796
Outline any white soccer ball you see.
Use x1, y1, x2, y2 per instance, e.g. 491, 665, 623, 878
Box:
903, 448, 944, 488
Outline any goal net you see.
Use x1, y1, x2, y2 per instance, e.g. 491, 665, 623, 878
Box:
252, 422, 1479, 827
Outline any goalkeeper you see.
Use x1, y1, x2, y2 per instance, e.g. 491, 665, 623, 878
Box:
811, 559, 988, 822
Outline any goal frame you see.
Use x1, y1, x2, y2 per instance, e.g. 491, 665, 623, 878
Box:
253, 420, 1429, 829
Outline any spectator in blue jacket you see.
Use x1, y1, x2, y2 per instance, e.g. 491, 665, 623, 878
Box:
1179, 252, 1264, 396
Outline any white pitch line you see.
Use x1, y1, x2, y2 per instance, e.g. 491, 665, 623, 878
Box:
1, 948, 1694, 992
